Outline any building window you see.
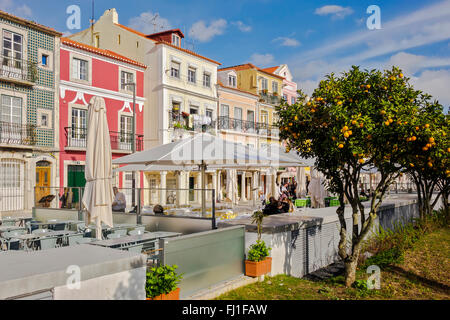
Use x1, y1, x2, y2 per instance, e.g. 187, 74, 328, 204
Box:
272, 81, 278, 94
291, 97, 296, 105
189, 107, 198, 115
188, 68, 196, 83
118, 34, 121, 45
172, 34, 180, 47
121, 71, 134, 90
120, 115, 132, 135
221, 105, 229, 117
1, 95, 22, 124
137, 41, 139, 48
72, 58, 88, 81
261, 78, 268, 91
261, 110, 268, 124
171, 61, 180, 78
228, 75, 236, 87
71, 108, 86, 139
3, 30, 23, 68
94, 35, 100, 48
283, 94, 287, 101
203, 73, 211, 87
41, 114, 48, 127
41, 54, 49, 67
206, 109, 213, 119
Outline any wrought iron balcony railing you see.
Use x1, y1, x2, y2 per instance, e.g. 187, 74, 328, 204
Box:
259, 91, 281, 105
0, 121, 36, 146
169, 111, 216, 133
218, 116, 279, 138
64, 127, 144, 152
0, 55, 38, 84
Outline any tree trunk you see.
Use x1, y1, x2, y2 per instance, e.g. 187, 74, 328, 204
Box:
344, 258, 359, 287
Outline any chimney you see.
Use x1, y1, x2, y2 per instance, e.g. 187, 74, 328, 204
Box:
103, 8, 119, 24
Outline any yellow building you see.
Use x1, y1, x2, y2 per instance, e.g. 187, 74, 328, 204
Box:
218, 63, 283, 148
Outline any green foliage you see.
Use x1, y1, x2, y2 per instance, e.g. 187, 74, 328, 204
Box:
352, 279, 368, 291
247, 240, 271, 262
364, 247, 404, 269
145, 264, 183, 298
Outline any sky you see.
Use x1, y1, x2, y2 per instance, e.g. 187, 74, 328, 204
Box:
1, 0, 450, 108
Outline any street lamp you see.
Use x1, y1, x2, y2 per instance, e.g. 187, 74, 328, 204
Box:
123, 82, 137, 207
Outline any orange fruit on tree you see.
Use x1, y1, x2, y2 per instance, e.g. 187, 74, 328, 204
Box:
338, 144, 344, 149
380, 110, 386, 115
412, 136, 417, 141
352, 120, 357, 125
366, 84, 371, 89
294, 116, 298, 121
427, 162, 433, 168
399, 73, 404, 78
337, 101, 343, 105
447, 148, 450, 153
359, 159, 364, 164
423, 147, 428, 151
410, 163, 414, 167
389, 118, 393, 123
429, 137, 434, 143
425, 124, 430, 128
343, 126, 349, 131
344, 132, 350, 138
385, 121, 390, 126
415, 127, 420, 131
359, 123, 364, 128
348, 130, 353, 136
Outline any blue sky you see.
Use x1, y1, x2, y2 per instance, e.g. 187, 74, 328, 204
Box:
2, 0, 450, 107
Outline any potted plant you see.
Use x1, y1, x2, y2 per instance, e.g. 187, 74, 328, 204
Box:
245, 210, 272, 277
173, 122, 183, 129
146, 264, 183, 300
262, 89, 268, 95
181, 111, 190, 118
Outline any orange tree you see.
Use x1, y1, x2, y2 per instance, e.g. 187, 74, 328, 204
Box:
277, 66, 426, 286
399, 101, 449, 216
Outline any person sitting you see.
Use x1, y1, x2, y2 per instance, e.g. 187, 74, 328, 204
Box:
112, 187, 126, 212
153, 204, 164, 216
263, 197, 280, 215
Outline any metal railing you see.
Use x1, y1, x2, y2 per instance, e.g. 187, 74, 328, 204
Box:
217, 117, 279, 138
168, 111, 216, 133
0, 121, 36, 146
64, 127, 144, 151
259, 91, 281, 105
0, 55, 38, 83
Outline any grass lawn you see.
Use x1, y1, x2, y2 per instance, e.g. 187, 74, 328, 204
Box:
217, 227, 450, 300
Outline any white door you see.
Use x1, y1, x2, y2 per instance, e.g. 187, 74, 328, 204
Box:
0, 159, 25, 212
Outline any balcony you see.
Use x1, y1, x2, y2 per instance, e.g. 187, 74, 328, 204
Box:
218, 116, 279, 139
259, 91, 281, 106
169, 111, 216, 133
0, 121, 36, 147
64, 127, 144, 152
0, 56, 38, 85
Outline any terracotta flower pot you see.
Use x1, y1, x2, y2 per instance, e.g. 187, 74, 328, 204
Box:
147, 288, 180, 300
245, 257, 272, 277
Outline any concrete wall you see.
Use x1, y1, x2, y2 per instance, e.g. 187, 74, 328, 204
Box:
244, 200, 420, 278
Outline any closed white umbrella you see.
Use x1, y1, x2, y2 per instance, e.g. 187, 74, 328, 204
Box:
82, 96, 114, 239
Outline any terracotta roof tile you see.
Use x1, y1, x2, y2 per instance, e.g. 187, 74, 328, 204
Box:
147, 29, 185, 39
115, 23, 220, 65
61, 38, 147, 69
217, 80, 259, 97
155, 40, 221, 65
262, 66, 280, 74
219, 63, 285, 79
0, 9, 62, 36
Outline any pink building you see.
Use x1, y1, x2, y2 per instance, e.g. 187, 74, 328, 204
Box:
263, 64, 298, 105
59, 38, 147, 206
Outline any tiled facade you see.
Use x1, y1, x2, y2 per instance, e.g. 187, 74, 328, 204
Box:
0, 11, 61, 215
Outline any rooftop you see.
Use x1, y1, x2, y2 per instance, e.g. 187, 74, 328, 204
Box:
0, 9, 62, 37
115, 23, 220, 65
219, 63, 285, 80
61, 37, 147, 69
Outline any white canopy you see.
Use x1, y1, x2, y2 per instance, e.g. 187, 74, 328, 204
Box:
82, 96, 114, 239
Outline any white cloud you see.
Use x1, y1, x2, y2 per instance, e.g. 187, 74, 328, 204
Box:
128, 12, 171, 35
189, 19, 227, 42
273, 37, 301, 47
315, 5, 354, 19
250, 53, 275, 67
411, 69, 450, 107
232, 21, 252, 32
0, 0, 32, 18
384, 52, 450, 75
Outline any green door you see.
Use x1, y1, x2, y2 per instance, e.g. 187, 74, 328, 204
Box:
67, 165, 86, 205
